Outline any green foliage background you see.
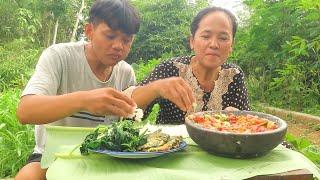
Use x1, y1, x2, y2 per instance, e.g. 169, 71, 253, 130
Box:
233, 0, 320, 115
127, 0, 206, 63
0, 0, 319, 178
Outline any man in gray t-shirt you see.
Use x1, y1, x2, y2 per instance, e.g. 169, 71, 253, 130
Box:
15, 0, 140, 179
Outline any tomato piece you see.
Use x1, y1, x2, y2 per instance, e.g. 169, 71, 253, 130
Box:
228, 115, 237, 124
256, 126, 266, 132
194, 116, 205, 123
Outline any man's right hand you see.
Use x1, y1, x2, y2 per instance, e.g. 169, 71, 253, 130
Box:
82, 88, 136, 117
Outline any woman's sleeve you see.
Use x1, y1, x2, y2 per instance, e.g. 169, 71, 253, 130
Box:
223, 69, 250, 110
137, 60, 178, 118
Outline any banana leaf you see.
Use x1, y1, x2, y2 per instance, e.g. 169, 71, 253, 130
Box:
43, 125, 320, 180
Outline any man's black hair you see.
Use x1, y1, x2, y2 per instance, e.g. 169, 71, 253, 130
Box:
89, 0, 140, 35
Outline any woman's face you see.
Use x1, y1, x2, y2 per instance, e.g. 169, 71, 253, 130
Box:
190, 11, 233, 69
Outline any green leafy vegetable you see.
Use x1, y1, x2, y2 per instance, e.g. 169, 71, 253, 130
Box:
80, 120, 147, 155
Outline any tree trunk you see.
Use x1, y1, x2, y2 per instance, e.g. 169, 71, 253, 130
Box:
70, 0, 85, 42
52, 17, 59, 44
46, 22, 51, 47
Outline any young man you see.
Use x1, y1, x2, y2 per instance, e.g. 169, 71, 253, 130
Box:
15, 0, 139, 179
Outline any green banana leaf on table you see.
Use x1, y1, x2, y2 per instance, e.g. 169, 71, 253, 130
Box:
42, 125, 320, 180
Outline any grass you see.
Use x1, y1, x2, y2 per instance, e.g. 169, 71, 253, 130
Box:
0, 89, 35, 178
0, 39, 41, 91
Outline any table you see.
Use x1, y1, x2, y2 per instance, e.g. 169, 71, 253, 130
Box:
42, 125, 320, 180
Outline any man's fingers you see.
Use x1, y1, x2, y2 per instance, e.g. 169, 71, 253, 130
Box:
108, 97, 135, 115
104, 103, 130, 117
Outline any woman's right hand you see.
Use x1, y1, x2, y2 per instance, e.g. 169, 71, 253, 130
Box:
82, 88, 136, 117
153, 77, 195, 112
225, 106, 239, 111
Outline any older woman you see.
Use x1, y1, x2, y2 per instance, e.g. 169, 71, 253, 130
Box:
130, 6, 249, 124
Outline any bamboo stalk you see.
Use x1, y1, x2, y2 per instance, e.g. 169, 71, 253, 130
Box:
52, 17, 59, 44
70, 0, 85, 42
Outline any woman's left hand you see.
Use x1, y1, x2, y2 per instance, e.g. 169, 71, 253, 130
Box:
225, 106, 239, 111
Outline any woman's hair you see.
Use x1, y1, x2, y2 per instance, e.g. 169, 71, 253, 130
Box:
89, 0, 140, 35
190, 7, 237, 40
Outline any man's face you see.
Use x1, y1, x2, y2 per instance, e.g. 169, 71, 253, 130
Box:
86, 22, 134, 66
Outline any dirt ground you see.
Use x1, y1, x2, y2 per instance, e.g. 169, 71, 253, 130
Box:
286, 118, 320, 146
260, 105, 320, 147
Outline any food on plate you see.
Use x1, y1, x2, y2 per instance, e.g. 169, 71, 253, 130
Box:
138, 129, 182, 152
145, 136, 183, 152
80, 120, 146, 155
127, 107, 144, 122
115, 107, 144, 122
80, 120, 183, 155
137, 129, 169, 151
188, 113, 278, 133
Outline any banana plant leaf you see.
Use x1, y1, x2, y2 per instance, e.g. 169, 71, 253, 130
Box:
43, 125, 320, 180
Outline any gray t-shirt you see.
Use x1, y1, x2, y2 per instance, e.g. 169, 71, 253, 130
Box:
22, 41, 136, 153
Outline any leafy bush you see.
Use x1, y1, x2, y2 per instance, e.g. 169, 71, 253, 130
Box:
0, 2, 41, 43
133, 58, 162, 82
234, 0, 320, 74
0, 0, 96, 46
0, 39, 41, 91
0, 89, 35, 178
247, 34, 320, 116
127, 0, 206, 63
234, 0, 320, 116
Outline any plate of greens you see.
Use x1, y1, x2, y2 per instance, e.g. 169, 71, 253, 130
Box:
80, 120, 187, 159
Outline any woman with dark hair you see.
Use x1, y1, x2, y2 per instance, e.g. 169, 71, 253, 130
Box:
129, 7, 250, 124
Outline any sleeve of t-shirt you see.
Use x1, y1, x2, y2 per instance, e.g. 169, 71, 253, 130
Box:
121, 63, 136, 91
125, 66, 136, 88
22, 47, 62, 97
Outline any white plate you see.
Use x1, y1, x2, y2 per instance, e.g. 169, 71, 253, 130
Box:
89, 141, 187, 159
